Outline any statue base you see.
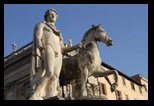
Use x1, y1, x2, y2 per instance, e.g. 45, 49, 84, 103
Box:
75, 95, 110, 100
44, 95, 109, 100
45, 96, 65, 100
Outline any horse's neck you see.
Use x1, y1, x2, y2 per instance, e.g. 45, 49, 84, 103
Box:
83, 32, 94, 45
84, 41, 102, 64
86, 41, 99, 53
80, 31, 102, 63
83, 32, 99, 52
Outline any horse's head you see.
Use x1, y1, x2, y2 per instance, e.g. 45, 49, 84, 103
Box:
92, 24, 113, 46
81, 24, 113, 47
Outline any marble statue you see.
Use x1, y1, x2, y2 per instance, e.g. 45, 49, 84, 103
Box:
68, 38, 72, 47
29, 8, 82, 100
11, 42, 17, 52
60, 24, 119, 98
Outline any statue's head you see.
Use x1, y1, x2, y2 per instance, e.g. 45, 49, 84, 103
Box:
44, 8, 58, 21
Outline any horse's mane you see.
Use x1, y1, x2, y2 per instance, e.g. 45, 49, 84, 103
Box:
81, 25, 99, 43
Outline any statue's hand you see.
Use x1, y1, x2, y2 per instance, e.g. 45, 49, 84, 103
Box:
78, 42, 85, 49
54, 51, 58, 57
40, 46, 45, 53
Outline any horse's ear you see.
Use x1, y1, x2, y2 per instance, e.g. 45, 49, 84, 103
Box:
92, 25, 95, 28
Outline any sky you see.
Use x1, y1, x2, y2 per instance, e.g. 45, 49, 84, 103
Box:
4, 4, 148, 79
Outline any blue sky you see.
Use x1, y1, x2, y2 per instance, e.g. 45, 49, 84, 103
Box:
4, 4, 148, 78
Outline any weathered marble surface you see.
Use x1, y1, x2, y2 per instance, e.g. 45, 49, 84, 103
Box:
29, 8, 82, 100
75, 96, 110, 100
45, 96, 65, 100
60, 24, 119, 98
45, 95, 109, 100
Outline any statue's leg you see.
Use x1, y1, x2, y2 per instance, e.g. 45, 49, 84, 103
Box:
80, 66, 88, 97
30, 45, 55, 100
47, 77, 61, 97
50, 54, 62, 97
93, 68, 119, 92
43, 45, 58, 98
53, 68, 62, 96
29, 75, 50, 100
44, 46, 62, 98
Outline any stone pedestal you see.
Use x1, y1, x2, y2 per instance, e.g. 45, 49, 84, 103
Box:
45, 96, 65, 100
75, 96, 110, 100
45, 95, 109, 100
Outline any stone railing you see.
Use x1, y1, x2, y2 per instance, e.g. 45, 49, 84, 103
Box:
4, 41, 33, 62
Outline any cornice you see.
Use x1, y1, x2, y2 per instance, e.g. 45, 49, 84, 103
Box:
4, 41, 33, 65
4, 48, 32, 71
4, 56, 31, 75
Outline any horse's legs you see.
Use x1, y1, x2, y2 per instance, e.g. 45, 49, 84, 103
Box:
80, 66, 88, 97
93, 68, 119, 92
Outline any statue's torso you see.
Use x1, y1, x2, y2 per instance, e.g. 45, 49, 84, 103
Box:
41, 23, 62, 52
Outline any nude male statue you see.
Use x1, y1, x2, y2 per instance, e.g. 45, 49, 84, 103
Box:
29, 8, 82, 100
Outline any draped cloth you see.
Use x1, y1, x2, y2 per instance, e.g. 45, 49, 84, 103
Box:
30, 39, 40, 90
30, 23, 44, 90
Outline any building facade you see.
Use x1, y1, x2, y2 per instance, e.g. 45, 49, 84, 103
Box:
4, 42, 148, 100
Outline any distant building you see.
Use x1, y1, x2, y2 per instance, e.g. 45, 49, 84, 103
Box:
4, 42, 148, 100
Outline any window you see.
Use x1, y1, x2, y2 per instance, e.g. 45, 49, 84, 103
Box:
125, 94, 129, 100
139, 86, 142, 94
130, 82, 135, 90
144, 84, 147, 92
122, 77, 126, 85
115, 90, 122, 100
99, 82, 107, 95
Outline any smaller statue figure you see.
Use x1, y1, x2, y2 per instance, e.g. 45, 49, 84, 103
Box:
68, 38, 72, 47
11, 42, 17, 52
